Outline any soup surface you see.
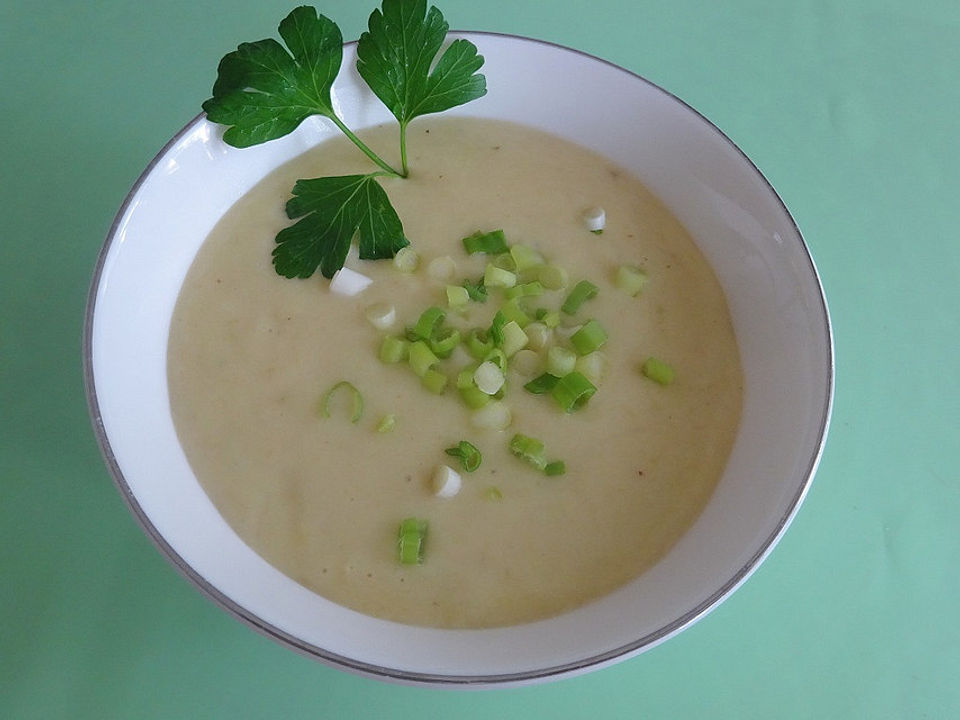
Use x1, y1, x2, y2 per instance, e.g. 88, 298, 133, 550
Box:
167, 117, 742, 628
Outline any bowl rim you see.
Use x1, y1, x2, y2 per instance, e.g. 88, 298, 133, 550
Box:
82, 30, 834, 687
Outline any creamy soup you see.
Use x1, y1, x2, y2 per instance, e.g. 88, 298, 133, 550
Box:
167, 117, 742, 628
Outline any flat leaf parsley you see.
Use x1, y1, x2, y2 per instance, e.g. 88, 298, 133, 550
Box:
274, 174, 407, 279
357, 0, 487, 176
202, 1, 487, 279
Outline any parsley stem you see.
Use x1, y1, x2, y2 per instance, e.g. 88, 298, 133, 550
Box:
328, 114, 403, 177
399, 122, 410, 178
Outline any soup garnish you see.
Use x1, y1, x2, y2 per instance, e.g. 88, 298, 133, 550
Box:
202, 0, 486, 279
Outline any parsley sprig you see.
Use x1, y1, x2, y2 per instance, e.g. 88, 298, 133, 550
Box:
202, 1, 487, 279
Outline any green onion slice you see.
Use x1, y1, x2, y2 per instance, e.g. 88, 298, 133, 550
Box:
463, 229, 509, 255
429, 327, 461, 358
444, 440, 483, 472
524, 372, 561, 394
464, 329, 494, 359
462, 279, 488, 303
484, 347, 508, 372
551, 371, 597, 412
446, 284, 470, 309
570, 319, 608, 355
484, 263, 517, 289
615, 265, 648, 297
397, 518, 428, 565
500, 297, 532, 328
504, 281, 544, 300
561, 280, 599, 315
378, 336, 408, 364
544, 460, 566, 476
319, 381, 364, 423
509, 433, 548, 471
459, 385, 491, 409
408, 340, 439, 377
538, 264, 569, 290
489, 311, 508, 347
509, 244, 545, 271
641, 357, 675, 385
413, 306, 446, 340
421, 368, 448, 394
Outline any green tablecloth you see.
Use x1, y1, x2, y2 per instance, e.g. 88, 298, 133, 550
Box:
2, 1, 957, 716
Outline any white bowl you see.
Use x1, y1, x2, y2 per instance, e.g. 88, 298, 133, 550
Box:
84, 33, 832, 686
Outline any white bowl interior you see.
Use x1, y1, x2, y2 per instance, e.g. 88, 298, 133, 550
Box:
86, 34, 831, 684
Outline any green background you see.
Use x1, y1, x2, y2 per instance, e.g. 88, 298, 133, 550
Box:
2, 0, 957, 716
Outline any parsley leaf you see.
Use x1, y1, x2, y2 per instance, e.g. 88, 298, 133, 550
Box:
273, 174, 409, 279
357, 0, 486, 173
202, 7, 344, 148
202, 2, 487, 280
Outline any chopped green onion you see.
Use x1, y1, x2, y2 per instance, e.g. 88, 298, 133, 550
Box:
500, 297, 532, 328
504, 281, 545, 300
446, 284, 470, 309
459, 385, 492, 409
471, 400, 512, 431
376, 414, 396, 433
421, 368, 448, 394
393, 246, 419, 273
570, 319, 608, 355
444, 440, 483, 472
500, 321, 529, 358
561, 280, 599, 315
484, 347, 508, 372
546, 346, 577, 377
524, 372, 560, 394
456, 365, 479, 390
462, 229, 509, 255
551, 371, 596, 412
489, 311, 508, 347
379, 336, 409, 364
641, 357, 675, 385
615, 265, 648, 297
523, 322, 551, 351
509, 244, 545, 271
575, 351, 607, 384
318, 381, 364, 424
413, 306, 446, 340
507, 434, 566, 476
408, 340, 439, 377
484, 263, 517, 289
429, 328, 461, 358
464, 329, 494, 359
539, 264, 569, 290
474, 361, 506, 395
491, 252, 517, 272
510, 349, 541, 376
544, 460, 566, 476
509, 433, 548, 471
462, 279, 488, 303
397, 518, 427, 565
541, 310, 561, 329
554, 323, 582, 343
432, 465, 462, 497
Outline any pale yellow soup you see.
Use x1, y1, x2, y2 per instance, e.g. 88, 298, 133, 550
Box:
167, 117, 743, 628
